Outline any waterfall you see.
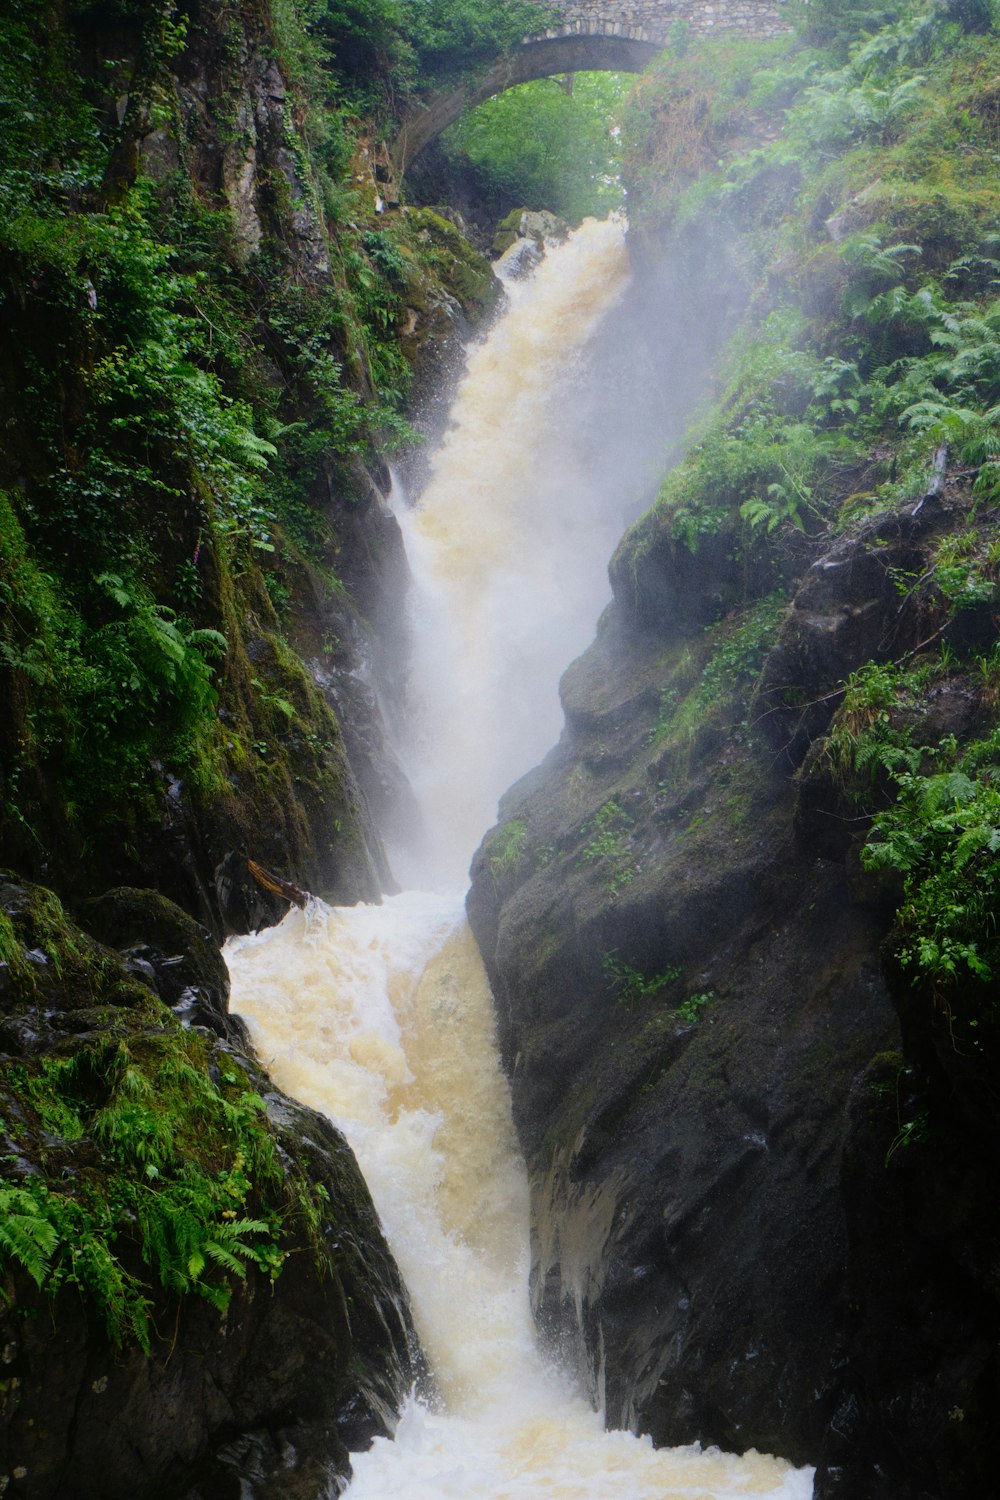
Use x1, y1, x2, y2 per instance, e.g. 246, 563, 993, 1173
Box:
224, 218, 814, 1500
389, 216, 637, 889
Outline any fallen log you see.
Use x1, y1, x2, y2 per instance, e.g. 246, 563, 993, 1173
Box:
246, 858, 310, 909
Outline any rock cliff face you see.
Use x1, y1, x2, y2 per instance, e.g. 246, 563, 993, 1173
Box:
0, 877, 419, 1499
467, 458, 1000, 1497
0, 0, 501, 934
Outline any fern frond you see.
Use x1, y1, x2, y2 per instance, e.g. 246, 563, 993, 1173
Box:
204, 1240, 250, 1277
0, 1188, 58, 1287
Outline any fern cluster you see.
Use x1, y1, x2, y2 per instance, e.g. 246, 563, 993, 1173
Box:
602, 950, 683, 1008
863, 731, 1000, 996
813, 657, 1000, 999
0, 1028, 296, 1353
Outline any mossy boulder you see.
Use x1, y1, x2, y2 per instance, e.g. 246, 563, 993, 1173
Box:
396, 207, 502, 374
491, 208, 571, 256
0, 875, 418, 1498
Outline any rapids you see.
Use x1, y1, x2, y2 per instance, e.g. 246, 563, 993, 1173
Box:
388, 217, 636, 890
225, 218, 814, 1500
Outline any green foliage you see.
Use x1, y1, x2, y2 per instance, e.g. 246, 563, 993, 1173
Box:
0, 501, 227, 817
0, 1, 435, 858
945, 0, 1000, 32
930, 528, 999, 608
863, 731, 1000, 995
646, 596, 787, 769
790, 0, 907, 54
620, 33, 803, 229
0, 1023, 295, 1352
676, 990, 716, 1025
700, 593, 788, 702
658, 315, 864, 548
820, 659, 925, 789
625, 5, 1000, 570
442, 74, 626, 224
306, 0, 410, 106
602, 949, 682, 1006
0, 1187, 59, 1289
580, 798, 635, 894
92, 572, 227, 722
305, 0, 559, 102
0, 0, 106, 219
885, 1104, 929, 1162
0, 883, 327, 1353
399, 0, 559, 83
854, 280, 1000, 481
487, 818, 526, 882
789, 0, 995, 59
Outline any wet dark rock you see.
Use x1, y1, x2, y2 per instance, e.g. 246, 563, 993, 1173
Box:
751, 493, 956, 767
80, 886, 242, 1044
214, 850, 291, 940
472, 738, 895, 1465
0, 875, 420, 1499
468, 470, 1000, 1496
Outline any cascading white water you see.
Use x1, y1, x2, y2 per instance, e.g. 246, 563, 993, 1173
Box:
389, 218, 637, 890
225, 219, 814, 1500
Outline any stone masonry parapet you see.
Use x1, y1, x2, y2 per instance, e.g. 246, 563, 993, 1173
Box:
527, 0, 790, 46
391, 0, 790, 170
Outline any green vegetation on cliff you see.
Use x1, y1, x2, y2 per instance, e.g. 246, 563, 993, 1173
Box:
619, 1, 1000, 1017
463, 13, 1000, 1491
310, 0, 556, 105
0, 0, 497, 1397
0, 0, 500, 915
0, 876, 327, 1351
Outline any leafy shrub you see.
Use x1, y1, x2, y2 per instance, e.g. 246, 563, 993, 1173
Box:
863, 737, 1000, 994
580, 799, 635, 893
0, 887, 329, 1353
676, 990, 716, 1025
790, 0, 907, 55
2, 1036, 284, 1350
819, 660, 922, 787
486, 818, 526, 883
400, 0, 559, 81
700, 593, 788, 700
308, 0, 559, 98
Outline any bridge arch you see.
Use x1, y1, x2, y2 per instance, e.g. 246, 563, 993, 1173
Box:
392, 33, 658, 176
390, 1, 791, 175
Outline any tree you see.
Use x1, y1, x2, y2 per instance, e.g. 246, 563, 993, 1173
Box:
441, 73, 625, 224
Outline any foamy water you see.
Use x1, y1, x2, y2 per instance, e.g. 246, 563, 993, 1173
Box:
225, 218, 814, 1500
226, 895, 811, 1500
390, 218, 633, 889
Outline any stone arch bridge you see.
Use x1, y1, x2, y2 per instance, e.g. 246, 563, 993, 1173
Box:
391, 0, 791, 174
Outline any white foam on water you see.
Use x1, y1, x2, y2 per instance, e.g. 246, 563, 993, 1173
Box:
226, 894, 812, 1500
389, 217, 634, 889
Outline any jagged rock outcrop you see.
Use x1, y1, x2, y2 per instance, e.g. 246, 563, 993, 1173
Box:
0, 876, 419, 1499
467, 461, 1000, 1497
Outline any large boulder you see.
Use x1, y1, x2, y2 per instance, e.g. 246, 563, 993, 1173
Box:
0, 877, 419, 1499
